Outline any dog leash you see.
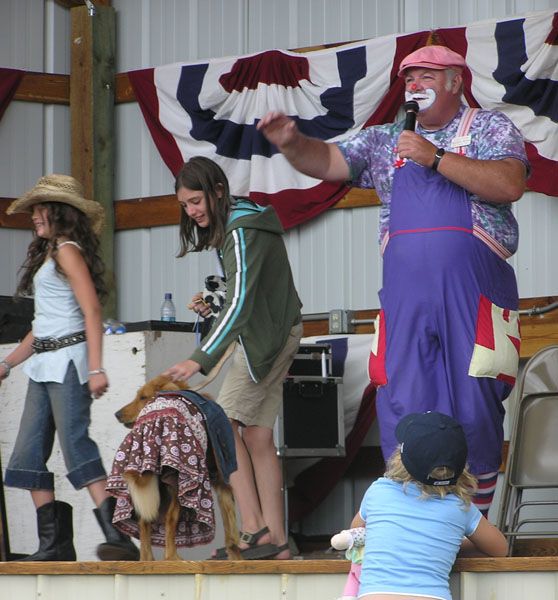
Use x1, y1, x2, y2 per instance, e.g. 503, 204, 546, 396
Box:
188, 341, 235, 393
194, 313, 202, 346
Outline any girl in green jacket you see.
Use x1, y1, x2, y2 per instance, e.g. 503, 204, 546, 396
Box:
163, 156, 302, 560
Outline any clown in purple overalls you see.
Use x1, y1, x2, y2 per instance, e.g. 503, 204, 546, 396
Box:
258, 45, 529, 515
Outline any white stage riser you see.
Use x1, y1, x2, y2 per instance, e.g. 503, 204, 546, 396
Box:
1, 571, 558, 600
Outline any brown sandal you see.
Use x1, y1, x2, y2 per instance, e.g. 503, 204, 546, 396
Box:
212, 526, 279, 560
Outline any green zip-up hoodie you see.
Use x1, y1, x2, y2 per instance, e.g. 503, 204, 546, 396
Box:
190, 199, 302, 382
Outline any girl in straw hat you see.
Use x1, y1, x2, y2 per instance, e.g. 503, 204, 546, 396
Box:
0, 174, 138, 562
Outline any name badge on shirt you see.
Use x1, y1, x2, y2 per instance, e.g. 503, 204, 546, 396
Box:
451, 135, 471, 149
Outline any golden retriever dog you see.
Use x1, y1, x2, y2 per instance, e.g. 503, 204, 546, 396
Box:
111, 375, 241, 561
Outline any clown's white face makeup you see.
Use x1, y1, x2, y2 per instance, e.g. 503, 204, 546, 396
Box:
405, 88, 436, 112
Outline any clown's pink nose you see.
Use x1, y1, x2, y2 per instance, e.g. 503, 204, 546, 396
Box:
410, 83, 418, 91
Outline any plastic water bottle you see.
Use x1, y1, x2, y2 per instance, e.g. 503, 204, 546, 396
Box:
160, 292, 176, 322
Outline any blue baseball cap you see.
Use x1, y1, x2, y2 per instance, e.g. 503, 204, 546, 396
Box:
395, 411, 468, 486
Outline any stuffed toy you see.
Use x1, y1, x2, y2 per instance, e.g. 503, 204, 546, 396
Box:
330, 526, 366, 600
201, 275, 226, 318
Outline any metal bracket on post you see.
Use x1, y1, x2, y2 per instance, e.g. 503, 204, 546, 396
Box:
328, 309, 355, 334
84, 0, 96, 17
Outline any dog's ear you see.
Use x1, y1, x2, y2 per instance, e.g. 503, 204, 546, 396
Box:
147, 374, 170, 390
139, 375, 190, 401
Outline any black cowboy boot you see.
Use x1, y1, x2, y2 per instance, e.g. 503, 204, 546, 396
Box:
93, 497, 139, 560
17, 500, 77, 561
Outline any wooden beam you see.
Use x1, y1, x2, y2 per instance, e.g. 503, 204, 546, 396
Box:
346, 441, 510, 482
2, 187, 380, 233
55, 0, 89, 7
517, 297, 558, 357
70, 5, 117, 317
0, 199, 32, 229
0, 194, 555, 355
334, 188, 381, 209
115, 195, 181, 230
302, 309, 379, 337
0, 555, 557, 574
13, 71, 122, 106
115, 72, 135, 104
301, 298, 558, 360
13, 72, 69, 104
113, 188, 380, 231
55, 0, 111, 8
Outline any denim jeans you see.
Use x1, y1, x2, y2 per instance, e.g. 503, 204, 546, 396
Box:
4, 362, 106, 490
168, 390, 238, 484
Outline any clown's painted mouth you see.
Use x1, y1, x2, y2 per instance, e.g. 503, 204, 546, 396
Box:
409, 93, 429, 101
405, 88, 436, 111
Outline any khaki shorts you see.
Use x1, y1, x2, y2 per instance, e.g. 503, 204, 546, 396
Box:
217, 322, 303, 428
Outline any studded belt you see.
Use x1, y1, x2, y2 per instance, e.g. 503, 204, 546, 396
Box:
32, 331, 86, 353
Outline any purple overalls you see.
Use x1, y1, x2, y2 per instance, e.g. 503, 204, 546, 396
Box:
370, 152, 520, 476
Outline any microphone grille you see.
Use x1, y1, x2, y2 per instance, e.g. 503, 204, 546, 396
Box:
404, 100, 419, 112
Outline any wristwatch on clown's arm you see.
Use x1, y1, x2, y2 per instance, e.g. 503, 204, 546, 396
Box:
431, 147, 445, 172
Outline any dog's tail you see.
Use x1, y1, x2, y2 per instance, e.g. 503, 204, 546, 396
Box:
123, 471, 160, 522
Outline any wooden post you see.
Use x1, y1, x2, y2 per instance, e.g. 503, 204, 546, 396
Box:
70, 5, 117, 318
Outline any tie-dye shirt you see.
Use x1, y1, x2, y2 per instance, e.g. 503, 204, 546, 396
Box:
336, 104, 529, 256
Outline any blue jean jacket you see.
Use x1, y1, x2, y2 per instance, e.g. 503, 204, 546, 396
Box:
159, 390, 237, 483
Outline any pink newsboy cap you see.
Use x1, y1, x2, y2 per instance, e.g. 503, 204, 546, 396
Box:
398, 45, 467, 77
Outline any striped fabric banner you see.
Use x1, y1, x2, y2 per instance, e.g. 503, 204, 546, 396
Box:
128, 10, 557, 229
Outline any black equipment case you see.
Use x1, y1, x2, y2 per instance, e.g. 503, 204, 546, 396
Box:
277, 375, 344, 457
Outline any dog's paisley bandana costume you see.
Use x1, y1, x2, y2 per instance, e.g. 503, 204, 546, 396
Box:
107, 394, 215, 547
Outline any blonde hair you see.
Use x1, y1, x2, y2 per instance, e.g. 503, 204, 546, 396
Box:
385, 446, 477, 506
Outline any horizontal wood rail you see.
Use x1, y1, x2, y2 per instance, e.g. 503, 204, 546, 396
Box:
0, 190, 555, 360
0, 555, 557, 575
301, 298, 558, 360
13, 72, 132, 105
7, 70, 381, 227
347, 441, 510, 481
54, 0, 111, 7
13, 72, 69, 104
0, 188, 381, 232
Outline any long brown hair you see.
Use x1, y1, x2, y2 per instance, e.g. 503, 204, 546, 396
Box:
385, 446, 478, 506
15, 202, 107, 303
175, 156, 232, 256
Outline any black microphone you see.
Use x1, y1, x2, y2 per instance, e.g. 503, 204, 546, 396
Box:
403, 100, 419, 131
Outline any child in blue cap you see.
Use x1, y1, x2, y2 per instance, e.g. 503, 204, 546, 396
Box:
345, 411, 507, 600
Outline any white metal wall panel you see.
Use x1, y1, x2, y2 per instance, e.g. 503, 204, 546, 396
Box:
1, 0, 557, 322
0, 0, 71, 301
247, 0, 403, 50
109, 0, 558, 322
113, 0, 249, 218
0, 1, 45, 71
512, 191, 558, 297
0, 1, 45, 300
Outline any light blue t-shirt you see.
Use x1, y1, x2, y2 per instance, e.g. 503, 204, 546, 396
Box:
359, 477, 482, 600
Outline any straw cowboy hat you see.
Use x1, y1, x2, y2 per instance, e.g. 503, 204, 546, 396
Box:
7, 174, 105, 235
